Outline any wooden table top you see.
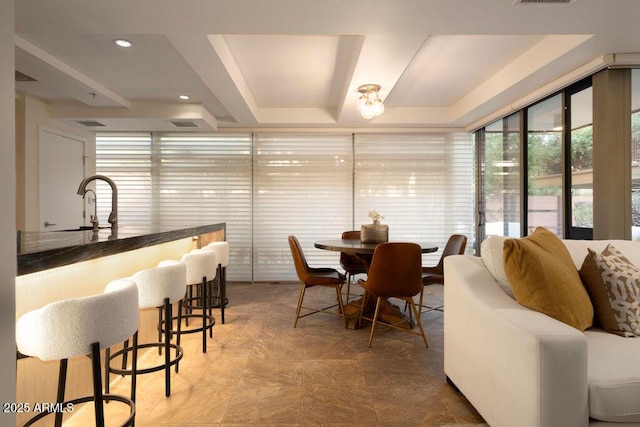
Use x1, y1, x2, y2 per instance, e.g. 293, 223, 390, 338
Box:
314, 239, 438, 255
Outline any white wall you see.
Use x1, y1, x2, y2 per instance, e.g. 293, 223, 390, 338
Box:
15, 93, 95, 230
1, 0, 16, 425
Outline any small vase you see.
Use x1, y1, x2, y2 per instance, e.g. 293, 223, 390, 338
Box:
360, 221, 389, 244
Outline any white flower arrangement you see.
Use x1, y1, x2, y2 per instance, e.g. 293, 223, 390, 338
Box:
368, 210, 384, 223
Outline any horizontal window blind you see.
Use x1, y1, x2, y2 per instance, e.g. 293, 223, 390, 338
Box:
354, 133, 475, 264
95, 133, 152, 231
154, 133, 253, 281
253, 133, 353, 281
97, 131, 476, 283
97, 132, 253, 281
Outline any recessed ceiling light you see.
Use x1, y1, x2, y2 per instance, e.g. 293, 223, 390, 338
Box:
179, 95, 190, 100
114, 39, 133, 48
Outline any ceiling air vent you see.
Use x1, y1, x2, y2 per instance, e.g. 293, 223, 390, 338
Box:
513, 0, 574, 4
76, 120, 108, 127
169, 121, 200, 128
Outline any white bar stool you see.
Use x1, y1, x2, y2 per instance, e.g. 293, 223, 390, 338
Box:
105, 261, 186, 398
205, 241, 229, 324
176, 249, 217, 352
16, 279, 139, 427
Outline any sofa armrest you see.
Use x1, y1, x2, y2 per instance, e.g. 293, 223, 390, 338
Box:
444, 255, 588, 427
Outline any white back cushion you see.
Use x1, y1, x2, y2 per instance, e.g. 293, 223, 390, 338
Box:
480, 236, 513, 298
480, 236, 640, 299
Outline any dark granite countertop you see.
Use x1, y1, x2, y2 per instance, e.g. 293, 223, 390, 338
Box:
17, 223, 225, 276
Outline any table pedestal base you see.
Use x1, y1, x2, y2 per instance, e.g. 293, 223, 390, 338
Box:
343, 297, 414, 330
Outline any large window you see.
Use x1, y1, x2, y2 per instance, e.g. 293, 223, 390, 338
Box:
354, 133, 475, 265
632, 69, 640, 239
481, 114, 521, 239
527, 94, 563, 236
566, 81, 593, 239
95, 133, 152, 230
154, 133, 253, 280
252, 133, 353, 281
478, 77, 596, 242
97, 131, 476, 282
97, 133, 253, 281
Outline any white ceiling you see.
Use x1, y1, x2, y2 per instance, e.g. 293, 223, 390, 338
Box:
13, 0, 640, 132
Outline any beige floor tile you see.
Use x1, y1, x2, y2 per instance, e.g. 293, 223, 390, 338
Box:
60, 282, 484, 426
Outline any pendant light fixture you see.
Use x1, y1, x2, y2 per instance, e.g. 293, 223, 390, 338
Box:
357, 84, 384, 119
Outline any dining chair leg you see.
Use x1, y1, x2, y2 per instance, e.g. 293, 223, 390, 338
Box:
334, 285, 347, 328
407, 298, 429, 348
345, 273, 352, 303
368, 297, 383, 348
358, 290, 369, 330
294, 284, 307, 328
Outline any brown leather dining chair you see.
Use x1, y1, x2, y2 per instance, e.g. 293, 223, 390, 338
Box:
339, 230, 367, 303
358, 242, 428, 348
418, 234, 467, 313
288, 235, 347, 328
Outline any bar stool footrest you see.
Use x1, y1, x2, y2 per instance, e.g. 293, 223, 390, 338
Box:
162, 314, 215, 335
108, 343, 183, 376
23, 394, 135, 427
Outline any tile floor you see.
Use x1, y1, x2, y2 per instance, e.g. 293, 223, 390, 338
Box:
65, 282, 487, 426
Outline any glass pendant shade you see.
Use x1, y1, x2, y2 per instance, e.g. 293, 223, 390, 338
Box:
357, 84, 384, 119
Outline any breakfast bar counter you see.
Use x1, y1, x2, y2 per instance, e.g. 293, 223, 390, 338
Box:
15, 222, 227, 424
17, 222, 226, 275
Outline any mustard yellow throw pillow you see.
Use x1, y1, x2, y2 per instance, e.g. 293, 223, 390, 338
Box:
503, 227, 593, 331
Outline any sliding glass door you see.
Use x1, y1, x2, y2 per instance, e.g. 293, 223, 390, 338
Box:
565, 79, 593, 239
526, 94, 563, 236
632, 69, 640, 239
480, 113, 521, 240
477, 76, 595, 244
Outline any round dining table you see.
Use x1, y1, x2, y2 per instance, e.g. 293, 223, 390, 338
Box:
314, 238, 439, 330
314, 239, 438, 256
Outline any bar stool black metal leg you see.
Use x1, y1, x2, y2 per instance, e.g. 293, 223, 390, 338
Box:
220, 265, 226, 324
208, 278, 214, 338
122, 338, 130, 368
158, 307, 163, 354
185, 286, 193, 326
163, 297, 171, 397
104, 347, 111, 396
202, 276, 207, 353
175, 300, 183, 373
55, 359, 68, 427
90, 342, 106, 427
130, 331, 138, 427
131, 331, 138, 402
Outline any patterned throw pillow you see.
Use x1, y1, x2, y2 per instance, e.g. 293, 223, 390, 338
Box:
580, 244, 640, 337
503, 227, 594, 331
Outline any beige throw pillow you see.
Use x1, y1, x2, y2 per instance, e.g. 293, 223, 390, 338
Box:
503, 227, 593, 331
580, 244, 640, 337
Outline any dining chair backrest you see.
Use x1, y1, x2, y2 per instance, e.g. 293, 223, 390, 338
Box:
288, 235, 310, 282
366, 242, 422, 298
340, 230, 366, 273
342, 230, 360, 240
435, 234, 468, 272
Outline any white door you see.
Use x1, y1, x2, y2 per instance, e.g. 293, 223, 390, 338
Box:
38, 129, 85, 231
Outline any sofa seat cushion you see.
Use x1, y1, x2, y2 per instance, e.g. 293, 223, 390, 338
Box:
585, 329, 640, 422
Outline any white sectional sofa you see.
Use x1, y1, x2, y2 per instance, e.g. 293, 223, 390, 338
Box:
444, 237, 640, 427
